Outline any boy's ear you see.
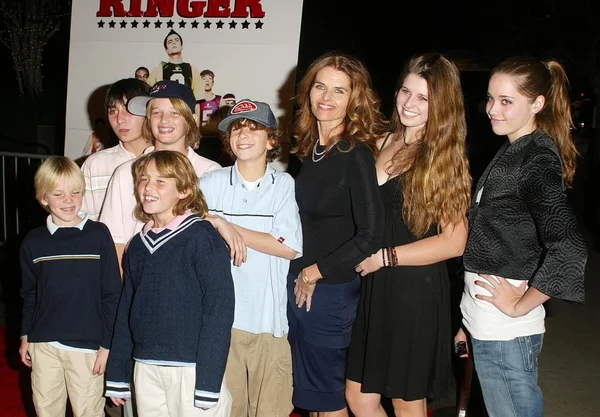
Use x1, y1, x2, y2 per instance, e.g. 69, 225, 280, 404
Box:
178, 189, 192, 200
267, 137, 276, 151
40, 197, 48, 207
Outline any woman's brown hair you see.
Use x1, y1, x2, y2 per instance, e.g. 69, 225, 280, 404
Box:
490, 56, 577, 187
389, 52, 472, 237
291, 52, 388, 159
142, 98, 200, 149
132, 150, 207, 222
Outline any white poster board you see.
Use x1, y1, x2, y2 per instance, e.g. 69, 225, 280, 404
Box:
65, 0, 304, 170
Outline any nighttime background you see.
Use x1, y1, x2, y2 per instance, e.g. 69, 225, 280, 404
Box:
0, 1, 599, 416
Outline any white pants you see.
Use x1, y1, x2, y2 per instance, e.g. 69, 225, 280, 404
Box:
133, 362, 232, 417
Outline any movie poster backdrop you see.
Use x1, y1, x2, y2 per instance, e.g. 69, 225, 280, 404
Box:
65, 0, 304, 169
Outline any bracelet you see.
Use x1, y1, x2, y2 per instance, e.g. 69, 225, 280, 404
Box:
384, 247, 398, 268
302, 269, 316, 285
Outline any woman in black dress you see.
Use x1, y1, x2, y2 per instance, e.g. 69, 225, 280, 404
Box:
346, 53, 472, 417
288, 52, 387, 417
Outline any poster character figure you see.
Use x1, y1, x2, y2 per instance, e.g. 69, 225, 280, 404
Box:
195, 70, 223, 127
218, 93, 237, 121
82, 118, 108, 156
135, 67, 149, 84
147, 30, 203, 99
222, 93, 236, 107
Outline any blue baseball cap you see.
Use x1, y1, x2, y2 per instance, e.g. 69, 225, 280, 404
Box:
218, 99, 277, 132
127, 80, 196, 116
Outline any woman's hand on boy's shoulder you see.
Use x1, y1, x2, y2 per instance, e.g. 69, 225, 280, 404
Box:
19, 337, 31, 367
93, 347, 109, 375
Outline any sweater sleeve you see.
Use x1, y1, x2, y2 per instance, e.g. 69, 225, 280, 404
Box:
20, 240, 37, 337
105, 250, 135, 399
99, 225, 123, 349
316, 146, 384, 279
193, 229, 235, 409
519, 151, 586, 302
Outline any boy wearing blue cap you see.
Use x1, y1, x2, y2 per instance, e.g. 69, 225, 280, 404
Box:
199, 100, 302, 417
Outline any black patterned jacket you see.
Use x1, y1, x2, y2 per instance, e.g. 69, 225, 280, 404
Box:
463, 129, 586, 303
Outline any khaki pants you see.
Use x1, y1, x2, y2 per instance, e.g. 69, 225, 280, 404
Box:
133, 362, 232, 417
29, 342, 105, 417
225, 329, 293, 417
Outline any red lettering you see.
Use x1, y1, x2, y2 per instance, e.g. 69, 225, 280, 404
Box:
144, 0, 176, 17
97, 0, 266, 19
177, 0, 207, 18
96, 0, 126, 17
231, 0, 265, 18
127, 0, 143, 17
204, 0, 230, 18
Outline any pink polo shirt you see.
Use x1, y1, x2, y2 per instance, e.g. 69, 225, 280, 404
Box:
142, 211, 192, 234
99, 147, 220, 245
81, 142, 143, 221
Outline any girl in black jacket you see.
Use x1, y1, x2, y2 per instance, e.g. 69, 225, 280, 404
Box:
455, 57, 586, 417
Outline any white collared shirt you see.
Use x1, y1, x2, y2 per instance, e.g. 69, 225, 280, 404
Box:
100, 147, 220, 245
200, 162, 302, 337
81, 143, 142, 221
46, 211, 89, 234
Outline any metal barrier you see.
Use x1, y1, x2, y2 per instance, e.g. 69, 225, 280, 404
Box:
0, 152, 50, 245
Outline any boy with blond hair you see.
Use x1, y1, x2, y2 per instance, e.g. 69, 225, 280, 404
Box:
19, 156, 121, 417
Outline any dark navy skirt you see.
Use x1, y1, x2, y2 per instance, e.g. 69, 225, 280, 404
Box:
287, 272, 361, 412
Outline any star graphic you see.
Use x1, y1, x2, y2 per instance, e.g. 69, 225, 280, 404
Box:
191, 20, 199, 29
166, 20, 174, 28
203, 20, 211, 29
241, 20, 250, 29
216, 20, 224, 29
179, 20, 186, 28
229, 21, 237, 29
119, 20, 127, 28
97, 20, 105, 28
143, 20, 150, 28
255, 20, 263, 29
131, 20, 139, 28
108, 20, 116, 28
154, 20, 163, 28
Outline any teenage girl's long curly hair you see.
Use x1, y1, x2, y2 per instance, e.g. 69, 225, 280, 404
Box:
292, 52, 388, 159
389, 53, 472, 237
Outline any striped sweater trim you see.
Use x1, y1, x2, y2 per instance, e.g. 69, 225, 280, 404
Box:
141, 216, 204, 254
194, 389, 219, 409
33, 254, 101, 263
105, 381, 131, 398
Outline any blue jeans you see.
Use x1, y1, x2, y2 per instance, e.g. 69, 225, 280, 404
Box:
471, 334, 544, 417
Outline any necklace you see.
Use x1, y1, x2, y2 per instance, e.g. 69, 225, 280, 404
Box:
312, 141, 326, 162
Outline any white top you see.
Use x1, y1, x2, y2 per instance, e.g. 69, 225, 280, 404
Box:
460, 271, 546, 340
99, 147, 220, 245
81, 143, 141, 221
461, 185, 545, 340
200, 162, 303, 337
